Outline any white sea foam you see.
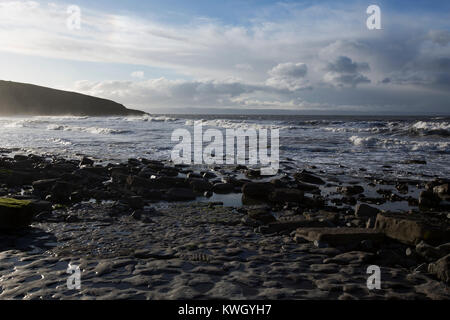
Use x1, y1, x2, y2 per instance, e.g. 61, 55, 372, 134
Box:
46, 124, 130, 135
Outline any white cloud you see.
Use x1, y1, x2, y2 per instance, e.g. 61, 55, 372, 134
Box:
131, 71, 145, 79
1, 1, 450, 112
266, 62, 310, 91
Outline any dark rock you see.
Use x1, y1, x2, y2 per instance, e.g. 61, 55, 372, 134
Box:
428, 254, 450, 284
189, 179, 212, 192
70, 191, 84, 203
128, 196, 144, 209
202, 171, 217, 179
294, 171, 325, 185
260, 217, 332, 234
415, 241, 442, 261
405, 159, 427, 165
294, 227, 385, 247
213, 183, 235, 194
374, 212, 450, 245
338, 185, 364, 196
32, 178, 60, 193
269, 188, 304, 203
245, 169, 261, 178
126, 175, 155, 190
0, 198, 35, 230
51, 181, 76, 203
242, 182, 274, 199
131, 210, 142, 220
80, 157, 94, 167
419, 190, 441, 208
355, 203, 380, 218
247, 208, 276, 224
186, 172, 202, 179
434, 184, 449, 196
165, 188, 196, 201
296, 182, 320, 192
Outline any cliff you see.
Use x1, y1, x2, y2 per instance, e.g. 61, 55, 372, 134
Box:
0, 80, 145, 116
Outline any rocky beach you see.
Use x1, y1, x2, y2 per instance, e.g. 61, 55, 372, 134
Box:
0, 149, 449, 300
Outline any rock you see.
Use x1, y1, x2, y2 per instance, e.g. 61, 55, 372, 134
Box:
126, 175, 155, 190
245, 169, 261, 178
51, 181, 75, 203
419, 190, 441, 208
0, 198, 35, 230
242, 182, 274, 199
29, 200, 52, 215
428, 254, 450, 284
434, 184, 449, 196
213, 183, 235, 194
131, 210, 142, 220
296, 182, 320, 192
32, 178, 60, 193
375, 212, 450, 245
415, 241, 450, 261
324, 251, 374, 265
202, 171, 217, 179
294, 227, 384, 247
260, 218, 332, 234
128, 196, 144, 209
165, 188, 196, 201
241, 216, 262, 227
405, 159, 427, 165
355, 203, 379, 218
294, 171, 325, 185
269, 188, 304, 203
189, 179, 212, 193
338, 185, 364, 196
186, 172, 202, 179
70, 191, 84, 203
80, 157, 94, 167
247, 208, 276, 224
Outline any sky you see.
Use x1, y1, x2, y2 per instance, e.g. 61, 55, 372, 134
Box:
0, 0, 450, 114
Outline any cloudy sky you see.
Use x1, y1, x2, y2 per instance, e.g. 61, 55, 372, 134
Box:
1, 0, 450, 114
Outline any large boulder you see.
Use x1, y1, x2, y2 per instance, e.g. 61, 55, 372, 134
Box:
294, 227, 385, 247
0, 198, 35, 230
374, 212, 450, 245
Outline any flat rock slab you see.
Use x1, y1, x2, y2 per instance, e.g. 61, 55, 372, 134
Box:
261, 218, 332, 234
294, 227, 385, 247
375, 212, 450, 245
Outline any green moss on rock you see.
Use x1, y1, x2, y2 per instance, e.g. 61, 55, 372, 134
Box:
0, 198, 35, 230
0, 198, 32, 208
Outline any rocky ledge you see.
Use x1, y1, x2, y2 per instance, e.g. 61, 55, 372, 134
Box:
0, 150, 449, 299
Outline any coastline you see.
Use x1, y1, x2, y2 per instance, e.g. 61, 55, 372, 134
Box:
0, 149, 449, 299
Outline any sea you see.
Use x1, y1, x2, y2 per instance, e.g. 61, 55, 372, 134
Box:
1, 115, 449, 180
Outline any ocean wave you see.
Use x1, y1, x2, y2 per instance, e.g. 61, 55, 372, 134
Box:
125, 115, 178, 122
184, 119, 291, 130
350, 135, 450, 153
2, 119, 49, 128
46, 124, 131, 135
410, 121, 450, 137
349, 135, 379, 147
